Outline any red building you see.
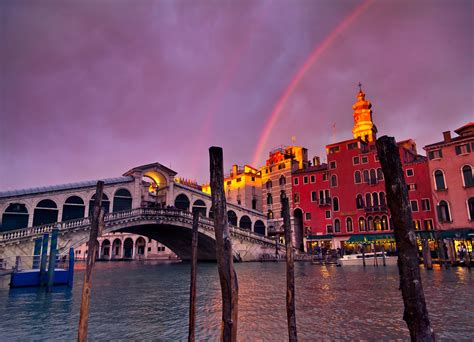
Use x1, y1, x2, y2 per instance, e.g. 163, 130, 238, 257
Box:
292, 88, 436, 251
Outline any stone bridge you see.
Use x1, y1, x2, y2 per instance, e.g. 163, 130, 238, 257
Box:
0, 208, 280, 262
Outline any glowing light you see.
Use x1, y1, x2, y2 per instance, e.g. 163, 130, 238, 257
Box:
252, 0, 373, 167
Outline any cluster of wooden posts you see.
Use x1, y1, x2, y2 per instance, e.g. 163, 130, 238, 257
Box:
77, 137, 436, 341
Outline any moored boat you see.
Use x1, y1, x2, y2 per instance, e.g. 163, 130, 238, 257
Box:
337, 252, 397, 266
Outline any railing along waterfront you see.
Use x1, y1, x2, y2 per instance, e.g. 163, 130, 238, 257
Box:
0, 208, 276, 247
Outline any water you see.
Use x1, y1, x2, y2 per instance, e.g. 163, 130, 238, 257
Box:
0, 262, 473, 340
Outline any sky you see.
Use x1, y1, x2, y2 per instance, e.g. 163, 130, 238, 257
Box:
0, 0, 472, 190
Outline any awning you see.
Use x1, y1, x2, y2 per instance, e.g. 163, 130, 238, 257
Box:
347, 233, 395, 243
440, 228, 474, 239
307, 234, 333, 240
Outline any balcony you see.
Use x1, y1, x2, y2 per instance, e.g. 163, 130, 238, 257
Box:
318, 198, 332, 207
364, 205, 388, 214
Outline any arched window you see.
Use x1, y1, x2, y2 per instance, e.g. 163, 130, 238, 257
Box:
380, 192, 386, 206
365, 193, 372, 208
333, 197, 339, 212
381, 216, 388, 230
113, 189, 132, 212
374, 216, 381, 231
363, 170, 369, 183
2, 203, 29, 231
330, 175, 338, 187
174, 194, 190, 211
192, 199, 207, 217
33, 199, 59, 226
356, 194, 364, 209
239, 215, 252, 230
358, 217, 366, 232
377, 168, 384, 181
372, 193, 379, 207
254, 220, 266, 235
266, 180, 272, 189
370, 169, 377, 184
462, 165, 474, 187
354, 171, 361, 184
227, 210, 238, 226
434, 170, 446, 190
413, 220, 421, 230
267, 210, 274, 219
468, 197, 474, 221
346, 217, 353, 232
279, 175, 286, 186
367, 216, 374, 231
267, 193, 273, 205
89, 193, 110, 217
62, 196, 85, 221
334, 219, 341, 233
437, 200, 451, 222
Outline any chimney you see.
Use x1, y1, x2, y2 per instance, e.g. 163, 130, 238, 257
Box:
313, 156, 320, 166
442, 131, 451, 142
232, 164, 238, 176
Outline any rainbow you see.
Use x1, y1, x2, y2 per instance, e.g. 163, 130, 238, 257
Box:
251, 0, 373, 167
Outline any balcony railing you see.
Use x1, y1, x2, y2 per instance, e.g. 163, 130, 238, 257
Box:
318, 198, 332, 207
364, 205, 388, 213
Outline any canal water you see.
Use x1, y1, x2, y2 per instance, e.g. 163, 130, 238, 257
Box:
0, 261, 473, 340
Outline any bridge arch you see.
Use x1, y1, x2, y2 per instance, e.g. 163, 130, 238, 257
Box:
227, 210, 237, 226
112, 238, 122, 259
2, 203, 29, 231
192, 199, 207, 217
239, 215, 252, 230
33, 199, 59, 226
254, 220, 265, 235
62, 195, 86, 221
175, 193, 190, 211
123, 238, 134, 259
113, 189, 133, 212
101, 239, 111, 259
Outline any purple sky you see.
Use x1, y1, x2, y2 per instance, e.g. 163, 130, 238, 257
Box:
1, 0, 472, 190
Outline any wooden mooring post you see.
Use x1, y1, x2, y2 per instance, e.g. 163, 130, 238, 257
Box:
209, 147, 238, 342
377, 136, 435, 341
281, 194, 297, 342
78, 181, 104, 342
46, 228, 59, 292
421, 239, 433, 270
188, 212, 199, 342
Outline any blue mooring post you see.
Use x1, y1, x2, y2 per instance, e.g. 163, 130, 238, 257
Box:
39, 233, 49, 287
46, 228, 59, 292
68, 248, 75, 287
33, 238, 42, 269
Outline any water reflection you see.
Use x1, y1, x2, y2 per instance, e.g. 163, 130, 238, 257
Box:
0, 262, 472, 340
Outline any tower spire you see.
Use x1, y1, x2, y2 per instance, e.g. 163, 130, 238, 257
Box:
352, 84, 377, 142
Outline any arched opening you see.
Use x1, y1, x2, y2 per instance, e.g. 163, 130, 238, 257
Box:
293, 208, 304, 252
346, 217, 353, 232
437, 200, 451, 222
89, 193, 110, 217
468, 197, 474, 221
174, 194, 190, 211
227, 210, 237, 226
363, 170, 369, 183
330, 175, 337, 187
334, 219, 341, 233
266, 180, 272, 189
279, 175, 286, 186
112, 238, 122, 259
354, 171, 361, 184
358, 217, 366, 232
33, 199, 58, 226
192, 199, 207, 217
267, 193, 273, 205
365, 193, 372, 208
381, 216, 389, 230
254, 220, 265, 235
356, 194, 364, 209
367, 216, 374, 231
135, 237, 146, 259
239, 215, 252, 230
370, 169, 377, 183
434, 170, 446, 190
2, 203, 29, 231
62, 196, 85, 221
333, 197, 339, 211
113, 189, 132, 212
374, 216, 381, 231
123, 238, 134, 259
101, 239, 111, 259
372, 193, 379, 207
462, 165, 473, 187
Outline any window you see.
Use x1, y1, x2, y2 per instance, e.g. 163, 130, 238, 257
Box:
381, 216, 389, 230
369, 169, 377, 184
310, 175, 316, 183
424, 219, 434, 230
468, 197, 474, 221
267, 193, 273, 205
303, 176, 309, 184
380, 192, 386, 206
408, 184, 417, 191
329, 146, 340, 154
365, 193, 372, 207
358, 217, 366, 231
334, 219, 341, 232
346, 217, 353, 232
251, 177, 255, 181
325, 210, 331, 219
279, 175, 286, 186
226, 181, 231, 185
348, 142, 358, 150
437, 200, 451, 222
428, 149, 443, 160
278, 163, 285, 170
236, 177, 241, 182
455, 143, 471, 155
374, 216, 382, 231
406, 169, 414, 177
267, 210, 273, 219
326, 225, 333, 234
410, 200, 419, 212
311, 192, 317, 202
354, 171, 361, 184
367, 216, 374, 231
333, 197, 339, 211
322, 172, 328, 181
266, 180, 272, 189
372, 193, 379, 206
353, 156, 360, 165
462, 165, 474, 187
413, 220, 421, 230
421, 199, 431, 211
361, 156, 368, 164
305, 213, 311, 221
330, 161, 337, 169
377, 168, 384, 181
294, 177, 299, 186
363, 170, 369, 183
356, 194, 364, 209
330, 175, 338, 187
294, 193, 300, 204
434, 170, 446, 190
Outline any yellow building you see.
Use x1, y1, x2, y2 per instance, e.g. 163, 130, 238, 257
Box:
352, 84, 377, 142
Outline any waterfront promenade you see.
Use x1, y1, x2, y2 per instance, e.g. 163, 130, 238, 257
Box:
0, 261, 473, 340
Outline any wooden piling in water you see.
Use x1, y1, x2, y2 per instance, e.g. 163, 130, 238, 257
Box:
376, 136, 435, 341
421, 239, 433, 270
381, 245, 386, 267
46, 228, 59, 292
78, 181, 104, 342
188, 212, 199, 342
281, 194, 297, 342
362, 247, 366, 267
209, 147, 238, 342
39, 233, 49, 287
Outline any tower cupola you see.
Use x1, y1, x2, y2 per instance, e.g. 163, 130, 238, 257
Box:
352, 83, 377, 142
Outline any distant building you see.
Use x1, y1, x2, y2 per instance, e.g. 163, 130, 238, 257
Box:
423, 122, 474, 229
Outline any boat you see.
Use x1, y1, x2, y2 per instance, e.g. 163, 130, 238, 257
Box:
337, 252, 397, 266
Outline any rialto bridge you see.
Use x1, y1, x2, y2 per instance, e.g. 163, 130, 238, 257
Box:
0, 163, 278, 262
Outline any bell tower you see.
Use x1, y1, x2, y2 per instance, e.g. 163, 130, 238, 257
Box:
352, 83, 377, 142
